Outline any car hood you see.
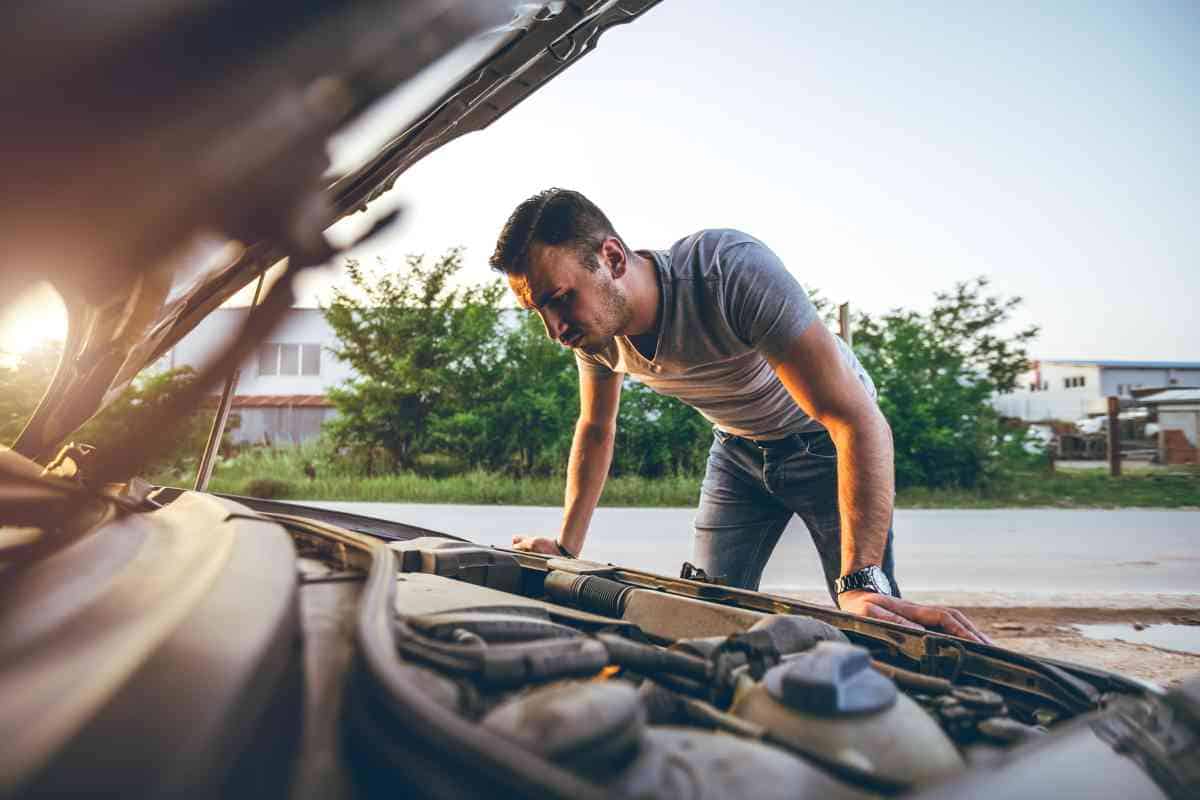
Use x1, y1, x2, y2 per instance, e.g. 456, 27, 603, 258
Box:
5, 0, 661, 467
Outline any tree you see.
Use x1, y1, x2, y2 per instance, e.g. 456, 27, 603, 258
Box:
613, 381, 711, 477
430, 313, 579, 474
853, 277, 1038, 488
77, 367, 232, 473
322, 251, 506, 470
0, 342, 61, 444
1, 341, 228, 473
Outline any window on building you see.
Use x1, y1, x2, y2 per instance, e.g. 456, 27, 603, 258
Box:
280, 344, 300, 376
258, 342, 321, 376
1079, 376, 1086, 387
301, 344, 321, 376
258, 344, 279, 376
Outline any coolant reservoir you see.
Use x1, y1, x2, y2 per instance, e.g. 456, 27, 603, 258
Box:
732, 642, 963, 786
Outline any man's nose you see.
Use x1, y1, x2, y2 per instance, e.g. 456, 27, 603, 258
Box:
539, 309, 566, 342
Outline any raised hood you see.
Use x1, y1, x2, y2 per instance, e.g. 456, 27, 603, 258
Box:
4, 0, 661, 469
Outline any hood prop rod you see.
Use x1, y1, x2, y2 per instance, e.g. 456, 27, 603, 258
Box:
194, 272, 265, 492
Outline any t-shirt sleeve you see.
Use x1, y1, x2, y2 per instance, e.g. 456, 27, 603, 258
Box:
575, 351, 616, 377
721, 239, 818, 361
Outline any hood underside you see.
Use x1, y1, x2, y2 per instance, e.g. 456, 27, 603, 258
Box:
4, 0, 661, 470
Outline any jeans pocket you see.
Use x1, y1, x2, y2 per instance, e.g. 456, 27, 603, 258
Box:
804, 432, 838, 460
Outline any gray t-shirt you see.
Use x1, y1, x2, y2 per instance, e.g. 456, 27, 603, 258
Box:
576, 229, 875, 439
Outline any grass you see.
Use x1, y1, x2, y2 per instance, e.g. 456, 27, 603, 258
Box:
148, 446, 1200, 509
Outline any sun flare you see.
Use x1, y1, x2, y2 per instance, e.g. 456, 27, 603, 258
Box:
0, 283, 68, 359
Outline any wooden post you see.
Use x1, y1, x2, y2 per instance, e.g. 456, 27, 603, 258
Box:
838, 302, 852, 346
1107, 396, 1121, 477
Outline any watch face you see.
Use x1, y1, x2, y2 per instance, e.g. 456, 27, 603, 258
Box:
838, 566, 892, 596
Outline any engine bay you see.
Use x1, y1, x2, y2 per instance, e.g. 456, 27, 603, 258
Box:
3, 488, 1191, 800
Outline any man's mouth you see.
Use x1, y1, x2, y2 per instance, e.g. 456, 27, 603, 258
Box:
561, 332, 582, 348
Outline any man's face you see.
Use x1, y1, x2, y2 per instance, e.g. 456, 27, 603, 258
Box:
509, 241, 631, 354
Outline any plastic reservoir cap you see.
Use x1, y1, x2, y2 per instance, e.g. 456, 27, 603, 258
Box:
764, 642, 897, 717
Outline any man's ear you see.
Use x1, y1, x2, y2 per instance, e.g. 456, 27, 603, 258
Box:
601, 237, 626, 277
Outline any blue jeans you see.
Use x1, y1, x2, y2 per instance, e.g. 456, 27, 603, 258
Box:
691, 428, 899, 600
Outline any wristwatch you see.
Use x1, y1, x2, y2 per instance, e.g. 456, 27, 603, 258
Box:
555, 540, 577, 559
834, 565, 894, 597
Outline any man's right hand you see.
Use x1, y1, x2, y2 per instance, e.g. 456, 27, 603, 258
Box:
510, 536, 563, 556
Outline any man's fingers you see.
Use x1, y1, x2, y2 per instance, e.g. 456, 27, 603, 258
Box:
947, 607, 993, 645
863, 602, 925, 631
867, 595, 988, 644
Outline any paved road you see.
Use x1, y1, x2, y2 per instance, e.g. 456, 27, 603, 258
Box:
296, 503, 1199, 597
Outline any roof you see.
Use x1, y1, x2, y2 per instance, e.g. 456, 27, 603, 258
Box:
1038, 359, 1200, 370
231, 395, 333, 408
1138, 389, 1200, 406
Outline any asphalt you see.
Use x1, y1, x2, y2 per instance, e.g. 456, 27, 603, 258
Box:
299, 502, 1199, 605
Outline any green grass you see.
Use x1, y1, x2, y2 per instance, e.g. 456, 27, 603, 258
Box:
148, 447, 1199, 508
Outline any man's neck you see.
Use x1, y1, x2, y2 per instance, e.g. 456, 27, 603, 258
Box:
623, 251, 661, 337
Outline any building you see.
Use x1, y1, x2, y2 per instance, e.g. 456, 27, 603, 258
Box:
1139, 388, 1200, 465
164, 308, 354, 444
993, 359, 1200, 422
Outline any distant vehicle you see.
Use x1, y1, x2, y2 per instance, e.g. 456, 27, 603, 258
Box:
2, 3, 1195, 799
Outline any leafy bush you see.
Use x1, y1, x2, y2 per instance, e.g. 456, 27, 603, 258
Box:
854, 278, 1037, 489
1, 341, 232, 475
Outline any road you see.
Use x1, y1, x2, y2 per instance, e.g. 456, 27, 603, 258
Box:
298, 503, 1199, 598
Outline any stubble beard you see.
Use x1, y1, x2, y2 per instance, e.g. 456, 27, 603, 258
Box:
575, 274, 632, 354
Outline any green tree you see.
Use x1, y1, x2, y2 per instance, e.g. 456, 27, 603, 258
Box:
322, 251, 506, 471
78, 367, 232, 473
1, 341, 227, 473
430, 313, 578, 474
853, 277, 1038, 488
0, 342, 61, 444
614, 381, 711, 477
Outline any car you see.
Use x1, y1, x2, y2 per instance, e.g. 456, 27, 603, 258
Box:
1, 2, 1197, 798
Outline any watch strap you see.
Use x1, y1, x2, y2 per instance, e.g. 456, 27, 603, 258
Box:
835, 565, 894, 597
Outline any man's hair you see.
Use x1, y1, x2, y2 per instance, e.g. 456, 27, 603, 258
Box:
489, 188, 623, 276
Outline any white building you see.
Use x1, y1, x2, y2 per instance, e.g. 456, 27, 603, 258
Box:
1141, 388, 1200, 464
993, 359, 1200, 422
164, 308, 354, 444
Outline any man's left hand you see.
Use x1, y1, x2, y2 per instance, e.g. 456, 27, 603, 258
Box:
838, 590, 993, 644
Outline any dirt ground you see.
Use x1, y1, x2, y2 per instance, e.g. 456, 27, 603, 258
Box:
779, 590, 1200, 688
965, 606, 1200, 687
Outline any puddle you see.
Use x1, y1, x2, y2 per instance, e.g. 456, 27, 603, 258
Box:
1074, 624, 1200, 655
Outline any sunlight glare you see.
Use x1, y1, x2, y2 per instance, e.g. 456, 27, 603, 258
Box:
0, 282, 68, 358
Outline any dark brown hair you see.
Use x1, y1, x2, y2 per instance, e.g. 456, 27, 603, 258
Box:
489, 188, 623, 275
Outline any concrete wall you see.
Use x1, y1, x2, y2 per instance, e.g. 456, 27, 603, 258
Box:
995, 363, 1200, 422
994, 363, 1102, 421
166, 308, 355, 395
1160, 408, 1199, 448
1099, 367, 1200, 397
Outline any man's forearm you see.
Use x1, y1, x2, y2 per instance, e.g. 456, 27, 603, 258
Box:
827, 409, 895, 576
559, 418, 615, 555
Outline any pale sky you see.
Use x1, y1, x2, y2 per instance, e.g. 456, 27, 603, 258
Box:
314, 0, 1198, 362
3, 1, 1196, 361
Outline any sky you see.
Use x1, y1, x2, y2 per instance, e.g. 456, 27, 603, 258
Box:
2, 1, 1196, 361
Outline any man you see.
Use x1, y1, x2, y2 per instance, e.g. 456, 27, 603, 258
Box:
490, 188, 989, 643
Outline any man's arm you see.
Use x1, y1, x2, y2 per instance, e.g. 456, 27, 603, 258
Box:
512, 368, 622, 557
770, 321, 992, 644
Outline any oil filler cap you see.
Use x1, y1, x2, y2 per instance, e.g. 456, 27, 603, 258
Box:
764, 642, 897, 716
